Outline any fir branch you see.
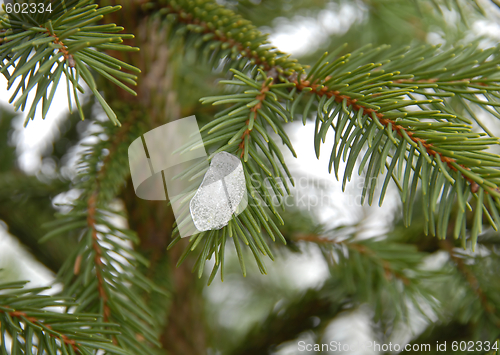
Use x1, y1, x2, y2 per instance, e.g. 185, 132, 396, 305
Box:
290, 70, 492, 205
292, 76, 462, 175
295, 231, 434, 299
166, 1, 500, 262
291, 225, 441, 329
296, 233, 412, 285
0, 281, 127, 355
192, 59, 498, 273
291, 45, 500, 248
0, 0, 140, 125
145, 0, 302, 74
383, 43, 500, 136
440, 240, 500, 327
168, 69, 294, 281
42, 108, 165, 355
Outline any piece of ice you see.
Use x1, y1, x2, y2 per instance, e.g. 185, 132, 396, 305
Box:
190, 152, 247, 231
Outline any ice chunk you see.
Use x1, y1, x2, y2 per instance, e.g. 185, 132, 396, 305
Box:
190, 152, 247, 231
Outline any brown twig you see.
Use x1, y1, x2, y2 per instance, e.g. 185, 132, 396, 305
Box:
0, 27, 74, 65
238, 81, 270, 158
43, 28, 75, 67
81, 117, 137, 322
292, 77, 481, 192
161, 5, 272, 70
86, 192, 109, 321
294, 78, 455, 165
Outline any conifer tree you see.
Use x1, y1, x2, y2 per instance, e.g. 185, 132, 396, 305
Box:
1, 0, 500, 354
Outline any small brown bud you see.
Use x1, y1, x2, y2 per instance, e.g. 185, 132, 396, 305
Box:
67, 54, 76, 68
73, 254, 82, 275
